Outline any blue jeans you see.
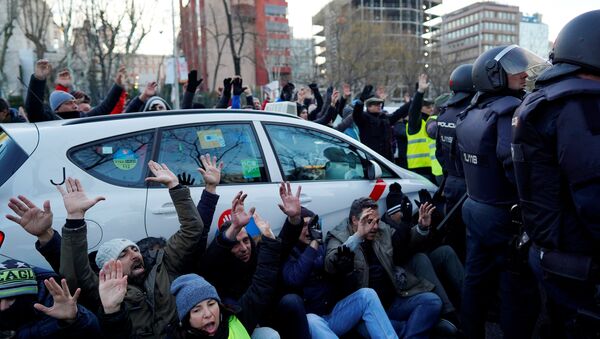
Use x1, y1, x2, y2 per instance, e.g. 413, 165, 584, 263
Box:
387, 292, 442, 339
307, 288, 397, 339
461, 198, 538, 339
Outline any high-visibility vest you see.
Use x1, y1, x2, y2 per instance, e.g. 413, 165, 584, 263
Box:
228, 315, 251, 338
427, 115, 443, 176
406, 120, 431, 169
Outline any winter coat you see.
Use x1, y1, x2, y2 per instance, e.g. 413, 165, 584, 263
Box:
0, 268, 101, 338
25, 75, 124, 122
324, 219, 434, 298
352, 101, 409, 161
60, 186, 204, 339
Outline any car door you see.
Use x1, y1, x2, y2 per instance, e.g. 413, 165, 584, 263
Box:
261, 122, 401, 234
144, 121, 281, 244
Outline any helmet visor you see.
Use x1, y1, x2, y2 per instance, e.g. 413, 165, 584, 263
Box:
495, 45, 550, 78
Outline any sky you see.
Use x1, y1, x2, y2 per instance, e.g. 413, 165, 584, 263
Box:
287, 0, 600, 41
139, 0, 599, 55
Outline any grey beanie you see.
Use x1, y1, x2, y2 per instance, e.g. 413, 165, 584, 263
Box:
171, 274, 221, 321
95, 238, 139, 269
50, 90, 76, 111
143, 96, 172, 111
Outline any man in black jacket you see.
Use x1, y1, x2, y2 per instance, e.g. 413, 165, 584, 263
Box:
25, 59, 125, 122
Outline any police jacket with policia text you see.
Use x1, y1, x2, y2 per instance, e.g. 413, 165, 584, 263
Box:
456, 91, 522, 206
324, 219, 434, 298
512, 76, 600, 256
0, 267, 101, 338
60, 186, 204, 339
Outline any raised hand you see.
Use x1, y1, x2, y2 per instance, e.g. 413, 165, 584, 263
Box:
226, 191, 255, 240
253, 211, 275, 239
6, 196, 54, 244
418, 74, 429, 93
277, 182, 302, 224
357, 209, 378, 238
331, 90, 340, 107
359, 85, 373, 101
115, 65, 127, 87
34, 59, 52, 80
187, 70, 203, 93
140, 82, 158, 101
33, 278, 80, 323
177, 172, 196, 186
342, 83, 351, 99
56, 69, 72, 88
198, 154, 223, 193
232, 76, 244, 96
376, 86, 387, 101
223, 78, 233, 96
56, 177, 105, 219
99, 260, 128, 314
417, 202, 436, 230
145, 161, 179, 189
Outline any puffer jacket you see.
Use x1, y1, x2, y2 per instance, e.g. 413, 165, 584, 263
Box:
324, 219, 433, 298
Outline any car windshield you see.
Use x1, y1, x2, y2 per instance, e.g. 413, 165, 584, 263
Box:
0, 127, 28, 186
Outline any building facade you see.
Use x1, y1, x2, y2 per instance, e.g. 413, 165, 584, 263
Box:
290, 38, 315, 84
519, 13, 550, 60
440, 2, 520, 65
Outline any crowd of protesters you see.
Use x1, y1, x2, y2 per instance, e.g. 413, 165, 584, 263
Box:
2, 9, 600, 339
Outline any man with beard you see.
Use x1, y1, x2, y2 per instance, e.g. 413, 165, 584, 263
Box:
0, 259, 101, 338
57, 161, 204, 338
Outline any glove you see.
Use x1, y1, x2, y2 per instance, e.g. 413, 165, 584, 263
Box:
414, 189, 433, 207
223, 77, 232, 97
334, 245, 355, 274
187, 70, 203, 93
232, 77, 244, 95
306, 215, 322, 244
308, 83, 318, 92
400, 196, 413, 224
177, 172, 196, 186
359, 85, 374, 101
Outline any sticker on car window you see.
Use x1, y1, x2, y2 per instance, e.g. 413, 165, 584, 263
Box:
113, 148, 138, 171
101, 146, 113, 154
197, 130, 225, 149
241, 159, 261, 179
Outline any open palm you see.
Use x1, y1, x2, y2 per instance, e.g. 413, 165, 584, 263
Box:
6, 196, 52, 237
278, 182, 301, 218
34, 278, 80, 321
145, 161, 178, 188
231, 191, 255, 228
198, 154, 223, 186
56, 178, 105, 219
99, 260, 128, 314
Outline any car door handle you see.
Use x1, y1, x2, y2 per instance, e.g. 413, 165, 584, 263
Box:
152, 203, 176, 215
300, 195, 312, 204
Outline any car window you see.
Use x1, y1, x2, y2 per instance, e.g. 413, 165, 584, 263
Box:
69, 131, 154, 187
0, 128, 28, 186
156, 123, 267, 185
264, 124, 369, 181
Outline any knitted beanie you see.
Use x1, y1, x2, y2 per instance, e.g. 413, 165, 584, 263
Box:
49, 90, 76, 111
0, 260, 38, 299
171, 274, 221, 321
95, 238, 139, 269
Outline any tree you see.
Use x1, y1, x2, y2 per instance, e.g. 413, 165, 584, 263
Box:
17, 0, 53, 60
222, 0, 253, 76
53, 0, 78, 71
0, 0, 18, 95
206, 2, 230, 91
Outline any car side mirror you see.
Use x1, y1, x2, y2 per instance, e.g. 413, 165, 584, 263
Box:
0, 231, 4, 249
367, 160, 382, 180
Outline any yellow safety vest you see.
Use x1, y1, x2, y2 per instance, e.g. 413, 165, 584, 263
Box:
427, 115, 443, 176
228, 315, 251, 339
406, 120, 432, 169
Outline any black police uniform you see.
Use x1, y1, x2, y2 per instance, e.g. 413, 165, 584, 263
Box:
513, 74, 600, 339
456, 45, 542, 339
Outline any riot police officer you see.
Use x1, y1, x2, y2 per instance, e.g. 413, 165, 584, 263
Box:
435, 64, 475, 261
456, 45, 547, 339
512, 10, 600, 338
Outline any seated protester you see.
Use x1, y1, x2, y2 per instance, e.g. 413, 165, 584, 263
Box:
57, 162, 204, 338
0, 98, 26, 123
382, 183, 464, 332
161, 202, 283, 338
0, 260, 101, 338
283, 207, 398, 339
125, 81, 172, 113
200, 183, 310, 339
26, 60, 125, 122
325, 197, 442, 338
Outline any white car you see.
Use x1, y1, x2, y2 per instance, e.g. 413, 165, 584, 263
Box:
0, 109, 436, 267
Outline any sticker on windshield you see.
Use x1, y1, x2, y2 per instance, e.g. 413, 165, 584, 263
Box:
113, 148, 138, 171
197, 130, 225, 149
241, 159, 261, 179
101, 146, 113, 154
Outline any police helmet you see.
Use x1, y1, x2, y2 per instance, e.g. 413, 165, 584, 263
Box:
472, 45, 548, 92
539, 10, 600, 81
447, 64, 474, 105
